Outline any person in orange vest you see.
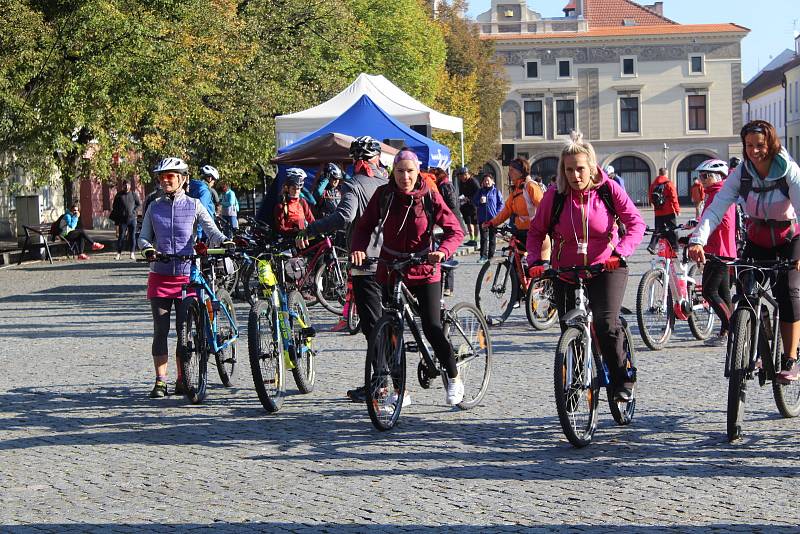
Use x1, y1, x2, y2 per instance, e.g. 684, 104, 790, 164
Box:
690, 176, 705, 219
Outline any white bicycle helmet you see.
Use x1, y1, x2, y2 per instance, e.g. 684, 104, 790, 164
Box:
349, 136, 381, 160
695, 158, 729, 177
200, 164, 219, 181
285, 168, 307, 187
153, 157, 189, 175
604, 165, 615, 175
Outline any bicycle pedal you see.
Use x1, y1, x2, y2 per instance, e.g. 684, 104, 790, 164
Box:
300, 327, 316, 338
404, 341, 419, 353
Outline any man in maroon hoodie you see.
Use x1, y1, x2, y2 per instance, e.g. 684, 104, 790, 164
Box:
647, 167, 680, 254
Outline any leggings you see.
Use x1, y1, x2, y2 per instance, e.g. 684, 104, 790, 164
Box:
150, 297, 187, 356
553, 267, 629, 384
742, 238, 800, 322
399, 281, 457, 379
702, 260, 732, 334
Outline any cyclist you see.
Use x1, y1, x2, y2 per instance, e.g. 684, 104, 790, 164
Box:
692, 159, 737, 347
138, 157, 231, 399
526, 132, 645, 401
350, 149, 465, 405
688, 120, 800, 383
312, 163, 345, 219
483, 157, 550, 261
274, 168, 315, 237
296, 136, 389, 402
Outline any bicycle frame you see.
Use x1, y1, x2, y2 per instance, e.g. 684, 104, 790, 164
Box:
294, 236, 340, 289
182, 256, 239, 354
649, 236, 701, 321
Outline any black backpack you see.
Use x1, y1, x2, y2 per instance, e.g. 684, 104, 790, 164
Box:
738, 163, 789, 201
49, 214, 66, 241
547, 182, 626, 238
651, 182, 668, 208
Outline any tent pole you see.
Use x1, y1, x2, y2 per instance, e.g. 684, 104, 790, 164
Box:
460, 131, 465, 167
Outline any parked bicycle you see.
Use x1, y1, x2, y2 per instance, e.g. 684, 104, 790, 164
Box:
704, 255, 800, 441
152, 249, 239, 404
545, 264, 637, 448
636, 223, 715, 350
475, 227, 557, 330
361, 254, 492, 431
247, 241, 318, 413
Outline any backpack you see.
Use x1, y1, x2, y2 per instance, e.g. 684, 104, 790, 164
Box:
738, 163, 789, 201
49, 214, 65, 241
547, 182, 626, 238
651, 181, 668, 208
520, 178, 539, 221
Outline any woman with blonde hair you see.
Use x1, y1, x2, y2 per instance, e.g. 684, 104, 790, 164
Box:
526, 131, 645, 400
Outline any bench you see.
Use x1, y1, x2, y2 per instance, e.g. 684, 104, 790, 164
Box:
17, 224, 77, 265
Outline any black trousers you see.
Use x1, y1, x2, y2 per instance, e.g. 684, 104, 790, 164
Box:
702, 260, 732, 334
742, 238, 800, 322
116, 220, 137, 253
479, 225, 497, 258
150, 297, 187, 356
65, 229, 93, 254
553, 267, 629, 384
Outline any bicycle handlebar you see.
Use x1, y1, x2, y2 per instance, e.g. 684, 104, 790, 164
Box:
351, 252, 431, 272
703, 254, 797, 271
542, 263, 606, 277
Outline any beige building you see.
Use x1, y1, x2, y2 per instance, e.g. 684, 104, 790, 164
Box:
478, 0, 748, 204
785, 36, 800, 162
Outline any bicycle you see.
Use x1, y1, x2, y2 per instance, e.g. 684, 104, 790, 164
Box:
636, 223, 715, 350
153, 249, 239, 404
247, 241, 318, 413
361, 254, 492, 431
705, 255, 800, 441
545, 264, 637, 448
475, 227, 557, 330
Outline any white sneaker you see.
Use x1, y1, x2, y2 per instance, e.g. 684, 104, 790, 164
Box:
114, 253, 121, 260
130, 252, 136, 260
446, 376, 464, 406
386, 390, 411, 408
704, 334, 727, 347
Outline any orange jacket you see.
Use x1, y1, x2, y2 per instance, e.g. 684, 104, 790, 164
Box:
649, 175, 680, 217
489, 177, 543, 231
419, 171, 440, 195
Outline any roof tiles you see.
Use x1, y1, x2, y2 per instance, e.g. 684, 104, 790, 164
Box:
584, 0, 676, 27
480, 23, 749, 41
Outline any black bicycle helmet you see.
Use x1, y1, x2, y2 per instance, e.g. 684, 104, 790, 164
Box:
729, 156, 742, 169
349, 136, 381, 160
323, 163, 343, 180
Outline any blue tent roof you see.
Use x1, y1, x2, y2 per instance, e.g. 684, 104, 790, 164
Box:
278, 95, 451, 170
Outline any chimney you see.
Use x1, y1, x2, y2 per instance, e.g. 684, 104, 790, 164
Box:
575, 0, 584, 17
644, 2, 664, 16
796, 34, 800, 55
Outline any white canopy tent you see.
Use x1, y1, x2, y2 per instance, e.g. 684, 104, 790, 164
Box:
275, 73, 465, 164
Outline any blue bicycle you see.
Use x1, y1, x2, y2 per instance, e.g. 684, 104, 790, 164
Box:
156, 249, 239, 404
247, 242, 317, 413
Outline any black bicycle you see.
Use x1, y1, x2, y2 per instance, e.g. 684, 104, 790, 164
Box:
706, 255, 800, 441
543, 264, 637, 448
360, 254, 492, 431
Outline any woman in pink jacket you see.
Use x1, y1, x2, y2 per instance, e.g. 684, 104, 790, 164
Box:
351, 150, 465, 405
693, 159, 737, 347
526, 132, 645, 401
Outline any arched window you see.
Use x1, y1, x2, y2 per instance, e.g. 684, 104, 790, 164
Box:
609, 156, 651, 205
501, 101, 521, 140
531, 157, 558, 183
677, 154, 712, 201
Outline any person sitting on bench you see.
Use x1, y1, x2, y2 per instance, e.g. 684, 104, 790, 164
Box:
59, 202, 104, 260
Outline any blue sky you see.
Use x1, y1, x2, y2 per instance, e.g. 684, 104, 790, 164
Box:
465, 0, 799, 82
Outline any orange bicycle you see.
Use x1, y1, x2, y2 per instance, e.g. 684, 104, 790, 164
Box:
475, 227, 557, 329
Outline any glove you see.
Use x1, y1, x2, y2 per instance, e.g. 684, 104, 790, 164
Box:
604, 255, 624, 271
223, 240, 236, 253
194, 242, 208, 256
142, 248, 157, 262
528, 264, 547, 279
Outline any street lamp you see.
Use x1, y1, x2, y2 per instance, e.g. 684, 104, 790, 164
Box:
663, 143, 669, 170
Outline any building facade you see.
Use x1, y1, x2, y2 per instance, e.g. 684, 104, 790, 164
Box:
478, 0, 748, 204
783, 36, 800, 162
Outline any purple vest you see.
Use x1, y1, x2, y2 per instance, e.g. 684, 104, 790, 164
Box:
149, 195, 198, 276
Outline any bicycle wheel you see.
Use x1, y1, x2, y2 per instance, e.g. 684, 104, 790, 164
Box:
608, 317, 637, 425
347, 301, 361, 335
365, 315, 406, 431
314, 259, 347, 315
248, 298, 286, 412
635, 269, 674, 350
287, 290, 316, 394
554, 326, 599, 448
178, 299, 209, 404
214, 289, 237, 387
772, 339, 800, 417
241, 262, 259, 305
525, 277, 558, 330
475, 258, 517, 326
727, 311, 751, 441
443, 302, 492, 409
687, 264, 715, 340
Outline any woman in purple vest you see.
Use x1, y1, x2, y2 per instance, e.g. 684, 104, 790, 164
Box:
138, 157, 230, 399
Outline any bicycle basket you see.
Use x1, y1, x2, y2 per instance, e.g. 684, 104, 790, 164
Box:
257, 258, 278, 287
284, 257, 307, 281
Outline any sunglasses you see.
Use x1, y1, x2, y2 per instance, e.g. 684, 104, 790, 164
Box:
699, 172, 715, 179
742, 124, 766, 135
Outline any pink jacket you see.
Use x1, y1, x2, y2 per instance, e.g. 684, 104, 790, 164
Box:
701, 181, 737, 258
351, 179, 464, 286
526, 170, 645, 268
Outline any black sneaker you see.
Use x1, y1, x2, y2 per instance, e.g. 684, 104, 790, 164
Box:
347, 385, 367, 403
149, 380, 167, 398
173, 380, 187, 396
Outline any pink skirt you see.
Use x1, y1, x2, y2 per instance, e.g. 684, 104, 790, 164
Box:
147, 272, 195, 299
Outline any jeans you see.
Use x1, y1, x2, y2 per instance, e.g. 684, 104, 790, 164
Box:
479, 225, 497, 258
221, 215, 238, 237
116, 220, 137, 254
